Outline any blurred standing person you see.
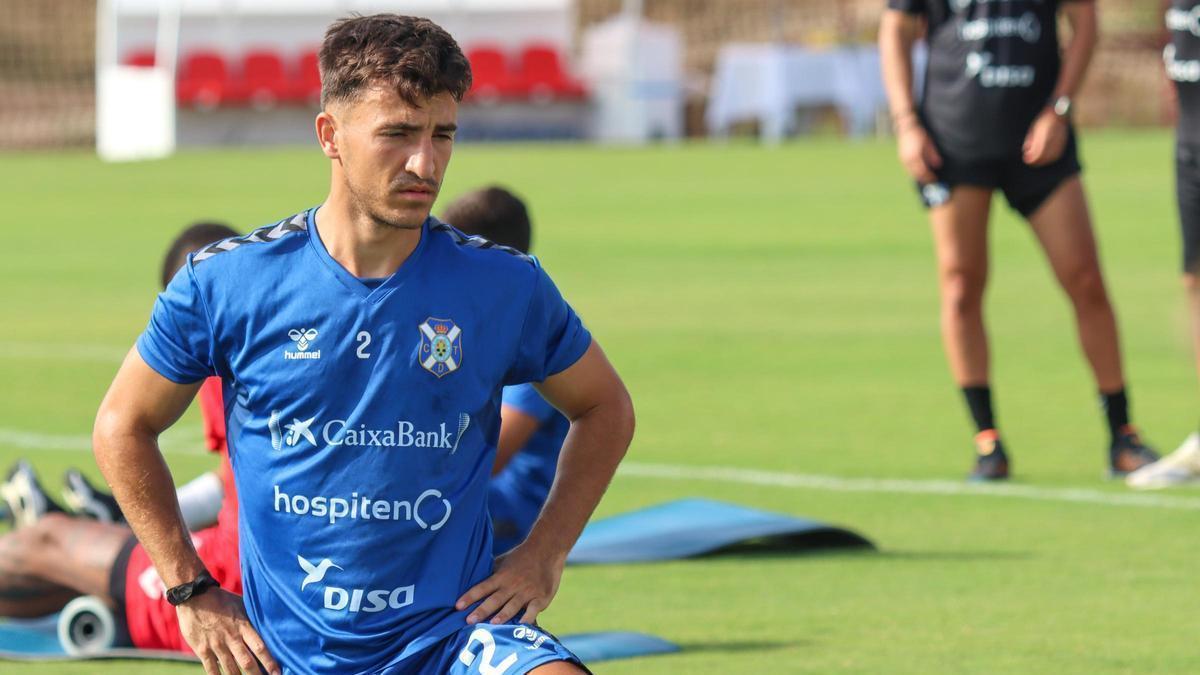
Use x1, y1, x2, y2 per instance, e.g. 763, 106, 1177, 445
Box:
1127, 1, 1200, 488
879, 0, 1158, 480
440, 186, 571, 556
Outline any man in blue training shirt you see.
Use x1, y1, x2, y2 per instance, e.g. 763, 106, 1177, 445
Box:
92, 15, 634, 675
440, 186, 570, 556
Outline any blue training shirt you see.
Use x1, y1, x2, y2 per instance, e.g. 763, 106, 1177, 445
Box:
495, 384, 568, 506
136, 208, 591, 674
488, 384, 569, 555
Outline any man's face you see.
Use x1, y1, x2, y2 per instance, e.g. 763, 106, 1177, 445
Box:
329, 87, 458, 229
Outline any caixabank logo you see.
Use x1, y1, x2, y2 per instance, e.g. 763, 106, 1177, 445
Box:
269, 411, 471, 453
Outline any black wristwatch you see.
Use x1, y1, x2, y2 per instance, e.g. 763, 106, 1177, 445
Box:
165, 571, 220, 606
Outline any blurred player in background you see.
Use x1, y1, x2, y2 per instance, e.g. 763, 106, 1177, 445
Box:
5, 222, 240, 532
92, 14, 632, 675
1127, 1, 1200, 488
3, 222, 238, 534
880, 0, 1158, 481
0, 222, 242, 656
440, 186, 570, 555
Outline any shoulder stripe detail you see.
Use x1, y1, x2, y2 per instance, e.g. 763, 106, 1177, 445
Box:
193, 212, 308, 265
430, 220, 535, 264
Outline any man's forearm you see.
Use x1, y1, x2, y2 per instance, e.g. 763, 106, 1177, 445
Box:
94, 427, 205, 586
522, 399, 634, 558
1054, 7, 1098, 101
880, 12, 920, 123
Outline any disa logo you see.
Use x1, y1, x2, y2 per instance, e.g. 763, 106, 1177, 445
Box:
297, 554, 414, 613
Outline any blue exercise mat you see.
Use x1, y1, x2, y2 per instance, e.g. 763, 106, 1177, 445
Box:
0, 615, 193, 662
0, 614, 676, 665
0, 615, 60, 657
567, 498, 874, 564
560, 631, 678, 662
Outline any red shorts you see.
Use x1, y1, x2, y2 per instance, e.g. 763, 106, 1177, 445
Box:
115, 525, 240, 653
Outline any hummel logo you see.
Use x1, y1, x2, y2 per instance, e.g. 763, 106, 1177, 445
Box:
298, 555, 342, 590
269, 411, 317, 450
288, 328, 318, 351
285, 328, 321, 361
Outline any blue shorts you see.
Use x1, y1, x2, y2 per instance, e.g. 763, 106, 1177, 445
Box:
395, 623, 587, 675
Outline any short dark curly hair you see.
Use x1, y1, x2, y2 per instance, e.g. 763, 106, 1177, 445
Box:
440, 186, 532, 254
319, 14, 472, 109
162, 221, 239, 289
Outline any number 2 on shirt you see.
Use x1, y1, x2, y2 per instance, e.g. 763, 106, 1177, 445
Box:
356, 331, 372, 359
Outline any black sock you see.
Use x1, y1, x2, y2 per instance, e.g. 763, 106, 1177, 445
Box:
962, 386, 995, 433
1100, 388, 1130, 440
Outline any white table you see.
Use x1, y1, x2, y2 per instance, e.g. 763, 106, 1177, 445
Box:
706, 43, 923, 141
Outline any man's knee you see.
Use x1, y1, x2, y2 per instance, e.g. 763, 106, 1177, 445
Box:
1060, 265, 1108, 307
28, 511, 72, 542
939, 267, 986, 316
2, 513, 73, 571
1184, 272, 1200, 295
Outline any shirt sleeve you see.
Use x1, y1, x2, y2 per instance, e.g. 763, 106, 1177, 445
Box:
887, 0, 925, 14
136, 262, 217, 384
506, 264, 592, 385
501, 383, 559, 424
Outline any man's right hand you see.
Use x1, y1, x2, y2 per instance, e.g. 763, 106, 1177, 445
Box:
177, 588, 281, 675
897, 119, 943, 185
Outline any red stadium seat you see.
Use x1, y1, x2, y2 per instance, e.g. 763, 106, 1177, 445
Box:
515, 44, 588, 101
125, 49, 156, 68
177, 51, 239, 108
241, 50, 291, 108
466, 46, 525, 101
297, 51, 322, 105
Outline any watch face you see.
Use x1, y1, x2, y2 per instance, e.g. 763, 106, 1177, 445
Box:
1054, 97, 1071, 117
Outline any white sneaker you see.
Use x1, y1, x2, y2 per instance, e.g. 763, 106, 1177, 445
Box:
1126, 433, 1200, 490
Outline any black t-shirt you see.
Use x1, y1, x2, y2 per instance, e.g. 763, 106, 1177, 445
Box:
888, 0, 1079, 158
1167, 1, 1200, 147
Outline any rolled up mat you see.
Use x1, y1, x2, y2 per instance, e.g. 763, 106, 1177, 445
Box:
57, 596, 117, 656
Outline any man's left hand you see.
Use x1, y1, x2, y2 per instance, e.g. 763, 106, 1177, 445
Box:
1022, 109, 1069, 167
455, 540, 566, 625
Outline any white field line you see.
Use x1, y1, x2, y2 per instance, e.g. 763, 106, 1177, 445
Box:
0, 427, 207, 455
4, 432, 1195, 511
618, 462, 1200, 511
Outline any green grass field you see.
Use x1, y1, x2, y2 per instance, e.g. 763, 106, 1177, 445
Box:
1, 130, 1198, 674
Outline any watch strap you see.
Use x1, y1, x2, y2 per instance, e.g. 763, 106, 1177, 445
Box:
165, 571, 220, 606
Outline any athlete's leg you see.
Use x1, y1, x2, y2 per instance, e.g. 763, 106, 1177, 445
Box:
1187, 273, 1200, 384
930, 186, 994, 386
1025, 176, 1124, 392
0, 512, 129, 615
0, 579, 76, 618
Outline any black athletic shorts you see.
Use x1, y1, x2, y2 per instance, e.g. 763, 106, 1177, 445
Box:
916, 128, 1082, 218
105, 534, 138, 647
1177, 143, 1200, 274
